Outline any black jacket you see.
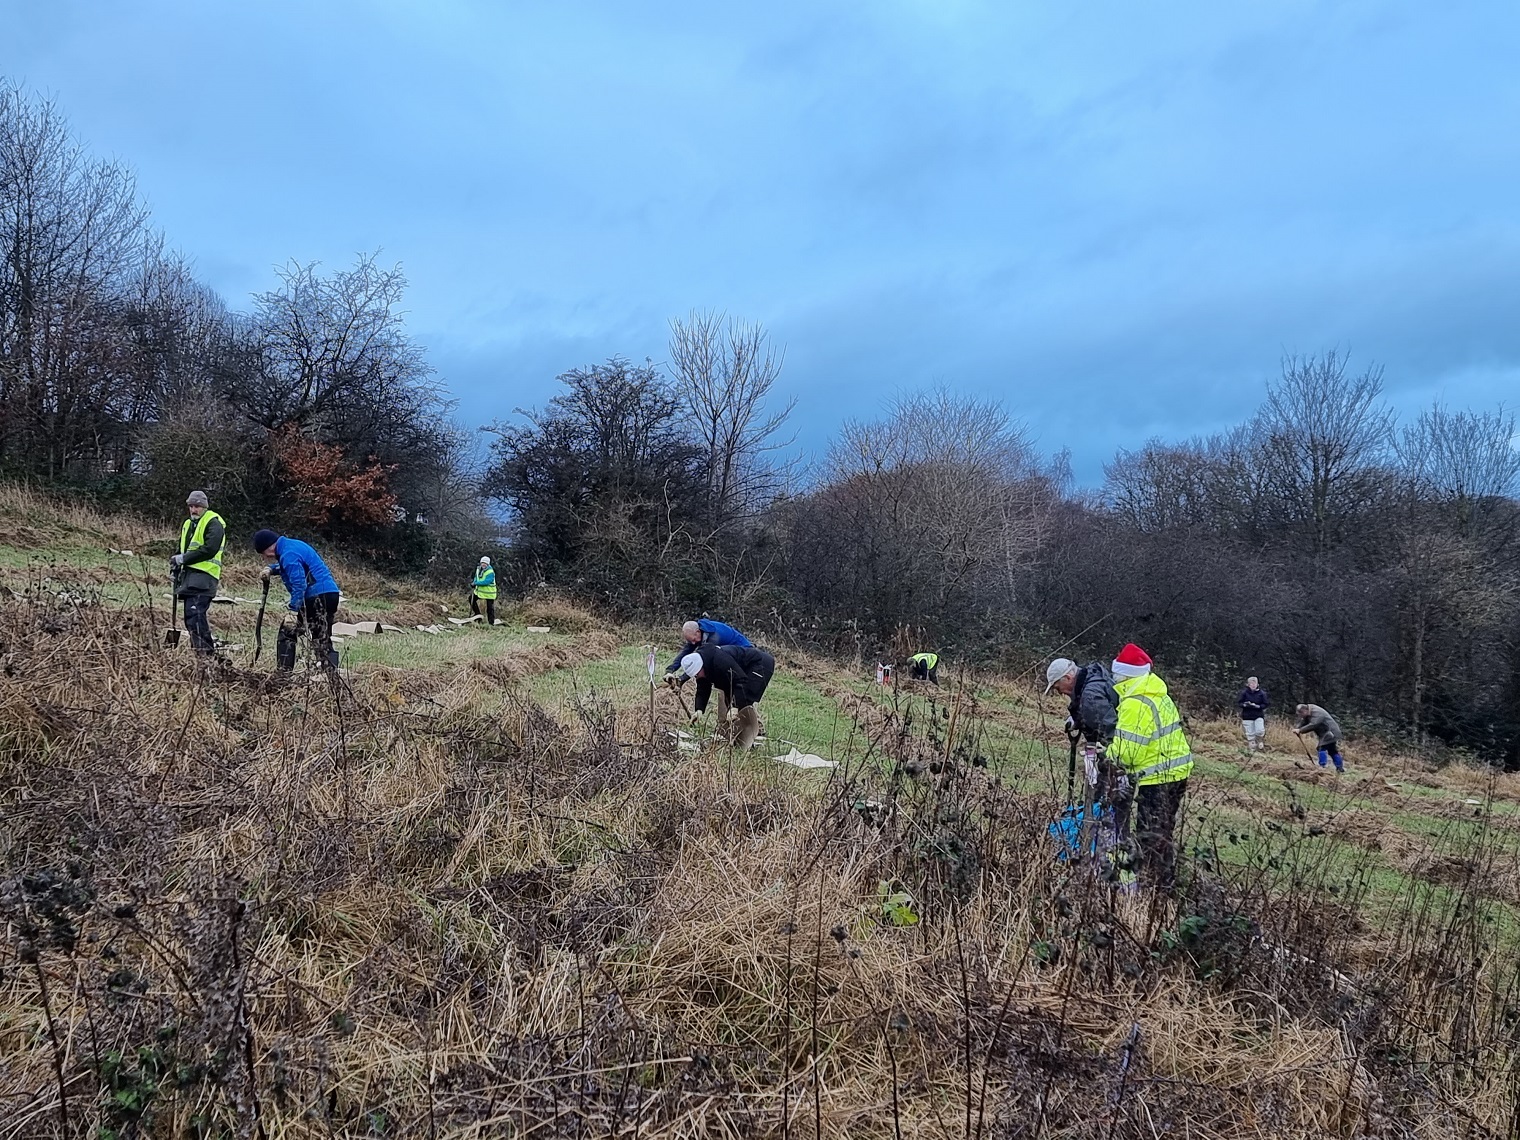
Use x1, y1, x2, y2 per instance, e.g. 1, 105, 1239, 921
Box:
1237, 686, 1269, 719
665, 619, 752, 680
692, 643, 775, 712
1069, 661, 1118, 745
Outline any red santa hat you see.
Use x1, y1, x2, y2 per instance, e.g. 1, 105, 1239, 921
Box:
1111, 642, 1152, 680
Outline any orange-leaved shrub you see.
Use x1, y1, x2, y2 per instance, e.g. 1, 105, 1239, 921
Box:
271, 425, 398, 530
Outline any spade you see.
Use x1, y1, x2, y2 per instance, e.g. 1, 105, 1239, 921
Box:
163, 564, 183, 648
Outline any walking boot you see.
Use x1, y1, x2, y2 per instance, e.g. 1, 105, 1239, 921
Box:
734, 705, 761, 749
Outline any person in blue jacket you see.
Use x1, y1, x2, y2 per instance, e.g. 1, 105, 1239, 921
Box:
664, 618, 752, 687
253, 529, 342, 668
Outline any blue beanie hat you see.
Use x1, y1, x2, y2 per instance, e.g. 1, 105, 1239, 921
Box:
252, 529, 279, 554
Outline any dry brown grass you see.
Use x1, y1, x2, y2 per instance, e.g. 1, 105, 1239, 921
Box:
0, 483, 139, 539
516, 592, 600, 634
1, 589, 1518, 1138
466, 631, 624, 687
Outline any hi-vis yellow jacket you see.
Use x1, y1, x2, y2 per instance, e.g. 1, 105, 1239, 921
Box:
178, 510, 226, 581
1108, 672, 1193, 787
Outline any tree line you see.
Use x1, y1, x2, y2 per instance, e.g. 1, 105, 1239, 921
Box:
0, 84, 481, 574
488, 347, 1518, 769
5, 84, 1517, 765
1055, 353, 1520, 765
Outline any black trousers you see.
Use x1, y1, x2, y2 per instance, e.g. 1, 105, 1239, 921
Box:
1113, 779, 1188, 891
181, 591, 214, 654
300, 592, 341, 666
744, 649, 775, 703
471, 595, 497, 624
1138, 780, 1188, 890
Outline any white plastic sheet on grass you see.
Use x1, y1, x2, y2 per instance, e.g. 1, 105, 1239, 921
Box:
773, 747, 835, 770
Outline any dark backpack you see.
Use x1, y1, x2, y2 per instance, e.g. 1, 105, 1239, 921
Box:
1076, 662, 1119, 745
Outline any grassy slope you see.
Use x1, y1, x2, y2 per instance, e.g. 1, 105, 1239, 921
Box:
4, 481, 1516, 927
3, 484, 1518, 1136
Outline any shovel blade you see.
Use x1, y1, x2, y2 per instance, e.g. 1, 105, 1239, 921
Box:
164, 629, 182, 648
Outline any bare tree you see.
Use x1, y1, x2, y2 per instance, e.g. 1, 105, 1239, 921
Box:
667, 311, 794, 531
1104, 439, 1216, 533
1390, 404, 1520, 739
117, 242, 234, 467
236, 256, 434, 431
226, 255, 450, 515
0, 83, 151, 476
1398, 404, 1520, 543
482, 359, 704, 609
790, 387, 1052, 644
1254, 351, 1393, 559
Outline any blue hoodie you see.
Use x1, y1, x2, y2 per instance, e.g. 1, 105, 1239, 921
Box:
667, 618, 753, 674
271, 537, 340, 610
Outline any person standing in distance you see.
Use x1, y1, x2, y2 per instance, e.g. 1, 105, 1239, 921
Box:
471, 557, 497, 625
1237, 676, 1269, 752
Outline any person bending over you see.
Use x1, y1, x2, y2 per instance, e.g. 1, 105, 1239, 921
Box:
681, 642, 775, 749
253, 528, 342, 670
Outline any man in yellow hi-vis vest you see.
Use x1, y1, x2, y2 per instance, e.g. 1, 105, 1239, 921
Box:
170, 490, 226, 654
1106, 642, 1193, 891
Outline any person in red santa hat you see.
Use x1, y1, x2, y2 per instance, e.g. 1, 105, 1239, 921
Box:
1106, 642, 1194, 891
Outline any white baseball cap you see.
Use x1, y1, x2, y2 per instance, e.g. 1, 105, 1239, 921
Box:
1043, 658, 1076, 694
681, 652, 703, 679
479, 556, 491, 565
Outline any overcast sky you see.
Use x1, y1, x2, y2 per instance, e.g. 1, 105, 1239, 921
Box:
6, 0, 1519, 482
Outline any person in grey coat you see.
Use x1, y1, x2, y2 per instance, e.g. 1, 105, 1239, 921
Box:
1294, 703, 1345, 772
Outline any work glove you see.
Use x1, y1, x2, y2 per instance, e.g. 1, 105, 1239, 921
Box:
726, 707, 740, 723
260, 566, 273, 581
688, 710, 701, 725
169, 553, 184, 567
663, 673, 679, 690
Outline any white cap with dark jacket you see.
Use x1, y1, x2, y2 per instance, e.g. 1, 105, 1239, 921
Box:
1044, 658, 1076, 694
